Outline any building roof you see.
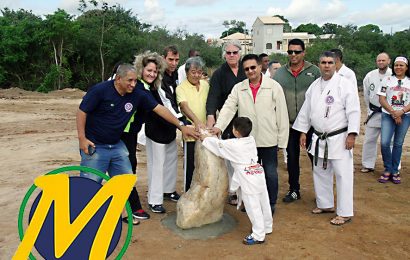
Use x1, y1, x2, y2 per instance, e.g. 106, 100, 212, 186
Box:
283, 32, 316, 40
255, 16, 286, 25
222, 32, 251, 40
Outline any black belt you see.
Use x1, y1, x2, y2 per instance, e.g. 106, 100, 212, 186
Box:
364, 103, 382, 125
313, 127, 348, 169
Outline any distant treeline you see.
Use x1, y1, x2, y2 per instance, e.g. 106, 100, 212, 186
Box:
0, 1, 409, 91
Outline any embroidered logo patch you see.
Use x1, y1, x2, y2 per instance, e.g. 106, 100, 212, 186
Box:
325, 95, 334, 104
124, 103, 133, 112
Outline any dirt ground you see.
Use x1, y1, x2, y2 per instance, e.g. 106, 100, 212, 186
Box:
0, 87, 409, 259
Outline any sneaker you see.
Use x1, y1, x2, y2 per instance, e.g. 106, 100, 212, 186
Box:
132, 209, 150, 220
164, 191, 180, 202
282, 190, 301, 203
243, 234, 264, 245
148, 204, 166, 213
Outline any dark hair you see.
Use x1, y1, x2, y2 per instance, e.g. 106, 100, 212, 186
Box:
259, 53, 269, 59
330, 48, 343, 61
268, 60, 280, 67
288, 38, 305, 51
233, 117, 252, 137
242, 54, 260, 65
319, 51, 336, 62
188, 49, 199, 57
392, 55, 410, 77
163, 45, 179, 57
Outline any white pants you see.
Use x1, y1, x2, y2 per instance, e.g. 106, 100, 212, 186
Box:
146, 138, 178, 205
242, 191, 273, 241
362, 126, 401, 170
313, 156, 353, 217
362, 126, 380, 169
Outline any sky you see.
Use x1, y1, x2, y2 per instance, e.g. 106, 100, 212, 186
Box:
1, 0, 409, 38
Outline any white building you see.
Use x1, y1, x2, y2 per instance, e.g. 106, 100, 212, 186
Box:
252, 16, 285, 55
221, 32, 252, 55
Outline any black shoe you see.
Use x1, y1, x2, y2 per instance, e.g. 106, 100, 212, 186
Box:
164, 191, 180, 202
132, 209, 150, 220
282, 190, 301, 203
148, 204, 166, 213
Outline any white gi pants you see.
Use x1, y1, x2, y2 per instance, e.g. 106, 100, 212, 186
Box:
242, 191, 273, 241
361, 125, 380, 169
146, 138, 178, 205
362, 126, 401, 170
225, 160, 234, 191
313, 155, 354, 217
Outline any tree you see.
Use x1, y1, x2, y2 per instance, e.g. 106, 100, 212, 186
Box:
43, 9, 75, 90
274, 15, 292, 32
321, 23, 340, 34
220, 20, 247, 38
294, 23, 322, 35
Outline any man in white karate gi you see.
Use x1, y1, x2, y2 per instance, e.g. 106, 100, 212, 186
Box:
293, 51, 361, 225
361, 52, 392, 173
331, 48, 358, 91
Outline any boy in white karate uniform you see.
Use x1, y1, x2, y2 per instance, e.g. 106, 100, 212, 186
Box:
201, 117, 272, 245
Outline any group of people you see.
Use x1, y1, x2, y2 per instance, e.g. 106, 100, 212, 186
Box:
76, 37, 410, 245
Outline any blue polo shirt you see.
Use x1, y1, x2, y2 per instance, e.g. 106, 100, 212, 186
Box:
80, 80, 158, 144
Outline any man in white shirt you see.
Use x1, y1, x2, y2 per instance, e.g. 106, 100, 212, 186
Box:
331, 48, 358, 90
361, 52, 392, 172
293, 51, 360, 226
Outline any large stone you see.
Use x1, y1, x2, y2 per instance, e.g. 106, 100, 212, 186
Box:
176, 141, 228, 229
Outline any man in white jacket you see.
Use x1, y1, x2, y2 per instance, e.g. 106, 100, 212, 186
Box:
293, 51, 361, 226
210, 54, 289, 214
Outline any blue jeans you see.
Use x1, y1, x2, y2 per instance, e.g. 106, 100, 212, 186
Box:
257, 146, 278, 211
80, 140, 132, 183
380, 113, 410, 174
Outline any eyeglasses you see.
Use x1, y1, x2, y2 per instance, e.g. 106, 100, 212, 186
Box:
226, 51, 239, 55
244, 65, 257, 72
287, 50, 303, 55
320, 61, 334, 65
398, 79, 402, 86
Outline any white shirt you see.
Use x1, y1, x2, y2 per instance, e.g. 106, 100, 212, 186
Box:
177, 64, 187, 84
202, 136, 267, 195
338, 64, 358, 91
377, 75, 410, 114
293, 73, 361, 159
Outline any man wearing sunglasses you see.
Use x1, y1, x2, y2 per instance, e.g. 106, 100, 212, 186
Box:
210, 54, 289, 214
273, 38, 321, 204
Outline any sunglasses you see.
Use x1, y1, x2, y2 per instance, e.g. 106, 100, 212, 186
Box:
226, 51, 239, 55
287, 50, 303, 55
244, 65, 257, 72
320, 61, 335, 65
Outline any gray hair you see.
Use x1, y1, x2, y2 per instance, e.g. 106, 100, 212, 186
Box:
185, 56, 206, 73
115, 64, 136, 78
133, 51, 167, 89
319, 51, 336, 62
222, 40, 242, 57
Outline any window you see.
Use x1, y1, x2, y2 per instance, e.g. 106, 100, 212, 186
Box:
276, 41, 282, 50
266, 43, 272, 49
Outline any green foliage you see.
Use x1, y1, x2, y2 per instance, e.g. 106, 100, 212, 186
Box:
221, 20, 248, 38
294, 23, 322, 35
37, 65, 72, 93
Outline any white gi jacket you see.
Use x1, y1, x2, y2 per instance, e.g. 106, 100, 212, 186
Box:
292, 73, 361, 159
202, 136, 267, 195
363, 68, 392, 127
338, 64, 358, 91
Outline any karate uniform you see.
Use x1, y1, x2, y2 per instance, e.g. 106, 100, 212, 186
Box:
362, 68, 392, 169
202, 136, 272, 241
293, 73, 360, 217
338, 64, 358, 91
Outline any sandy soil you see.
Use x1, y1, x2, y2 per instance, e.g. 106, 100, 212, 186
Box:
0, 87, 409, 259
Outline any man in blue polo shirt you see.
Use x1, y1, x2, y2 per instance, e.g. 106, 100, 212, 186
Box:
77, 64, 197, 183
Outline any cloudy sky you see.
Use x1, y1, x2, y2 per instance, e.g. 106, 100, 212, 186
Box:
1, 0, 409, 38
